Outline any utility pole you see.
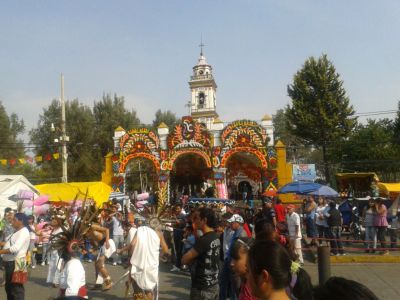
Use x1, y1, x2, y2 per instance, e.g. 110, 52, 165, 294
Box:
60, 74, 69, 183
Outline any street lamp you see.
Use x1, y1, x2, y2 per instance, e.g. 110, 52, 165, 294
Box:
51, 74, 69, 183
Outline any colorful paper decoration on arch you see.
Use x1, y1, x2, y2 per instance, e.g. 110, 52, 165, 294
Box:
118, 128, 161, 173
167, 116, 211, 149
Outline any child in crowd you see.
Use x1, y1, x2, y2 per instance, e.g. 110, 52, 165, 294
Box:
230, 238, 257, 300
247, 240, 313, 300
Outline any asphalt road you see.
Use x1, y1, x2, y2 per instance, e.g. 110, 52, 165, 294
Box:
0, 261, 191, 300
0, 261, 399, 299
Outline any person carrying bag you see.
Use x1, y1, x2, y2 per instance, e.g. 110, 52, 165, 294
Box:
0, 213, 31, 300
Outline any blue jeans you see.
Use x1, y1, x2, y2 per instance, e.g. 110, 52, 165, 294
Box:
316, 225, 329, 245
306, 218, 317, 238
329, 226, 344, 254
364, 226, 377, 249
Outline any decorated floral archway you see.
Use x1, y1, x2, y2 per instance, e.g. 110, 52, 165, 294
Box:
112, 117, 279, 200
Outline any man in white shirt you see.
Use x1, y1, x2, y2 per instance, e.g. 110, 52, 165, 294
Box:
286, 205, 304, 264
0, 213, 31, 300
117, 225, 169, 300
58, 252, 88, 299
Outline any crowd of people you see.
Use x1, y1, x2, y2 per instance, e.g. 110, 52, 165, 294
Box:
0, 195, 388, 300
172, 203, 379, 300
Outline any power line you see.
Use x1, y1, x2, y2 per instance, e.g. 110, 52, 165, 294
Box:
354, 110, 397, 117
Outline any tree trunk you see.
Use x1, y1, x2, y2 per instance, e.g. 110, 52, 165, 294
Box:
322, 144, 331, 184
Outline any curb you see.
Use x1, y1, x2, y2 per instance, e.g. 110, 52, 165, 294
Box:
330, 255, 400, 263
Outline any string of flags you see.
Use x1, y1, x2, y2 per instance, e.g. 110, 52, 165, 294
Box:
0, 153, 60, 167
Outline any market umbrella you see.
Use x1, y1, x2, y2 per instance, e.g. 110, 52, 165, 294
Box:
277, 181, 322, 195
307, 185, 339, 197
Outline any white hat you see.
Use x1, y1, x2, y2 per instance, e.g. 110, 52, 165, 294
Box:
227, 214, 244, 224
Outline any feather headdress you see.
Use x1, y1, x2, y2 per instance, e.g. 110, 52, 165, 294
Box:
49, 191, 99, 257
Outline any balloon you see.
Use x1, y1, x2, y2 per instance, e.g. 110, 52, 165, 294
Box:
137, 193, 149, 201
37, 221, 48, 230
23, 200, 34, 208
34, 204, 50, 215
136, 200, 148, 208
18, 190, 35, 200
34, 195, 50, 206
23, 207, 33, 216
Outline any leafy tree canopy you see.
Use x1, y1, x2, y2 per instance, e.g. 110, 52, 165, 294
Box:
93, 93, 140, 156
29, 99, 102, 183
286, 54, 357, 182
0, 101, 27, 174
336, 119, 400, 182
152, 109, 178, 130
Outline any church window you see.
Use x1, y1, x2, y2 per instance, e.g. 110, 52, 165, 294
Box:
198, 92, 205, 108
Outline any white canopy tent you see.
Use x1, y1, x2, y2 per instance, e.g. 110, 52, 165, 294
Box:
0, 175, 39, 217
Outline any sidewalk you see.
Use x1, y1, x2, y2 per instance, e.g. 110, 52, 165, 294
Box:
303, 262, 400, 299
302, 243, 400, 263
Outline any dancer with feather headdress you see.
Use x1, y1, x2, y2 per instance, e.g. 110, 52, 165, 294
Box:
49, 203, 89, 299
47, 211, 65, 288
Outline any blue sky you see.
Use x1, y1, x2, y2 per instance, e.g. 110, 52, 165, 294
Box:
0, 0, 399, 139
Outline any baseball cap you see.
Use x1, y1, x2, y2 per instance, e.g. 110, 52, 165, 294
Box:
287, 204, 295, 210
227, 214, 244, 224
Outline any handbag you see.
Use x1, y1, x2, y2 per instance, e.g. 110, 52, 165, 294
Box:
11, 257, 28, 284
11, 271, 28, 284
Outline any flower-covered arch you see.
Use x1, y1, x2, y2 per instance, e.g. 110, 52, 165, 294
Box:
168, 148, 212, 171
116, 128, 161, 173
220, 147, 268, 169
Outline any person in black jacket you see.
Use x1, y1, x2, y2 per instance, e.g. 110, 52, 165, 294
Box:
325, 201, 345, 256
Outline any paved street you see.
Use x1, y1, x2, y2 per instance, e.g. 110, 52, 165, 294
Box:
0, 261, 399, 299
0, 262, 191, 300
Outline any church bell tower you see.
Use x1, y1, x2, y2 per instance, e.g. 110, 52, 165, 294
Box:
188, 45, 219, 129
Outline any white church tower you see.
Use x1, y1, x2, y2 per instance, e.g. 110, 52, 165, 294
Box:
188, 45, 219, 129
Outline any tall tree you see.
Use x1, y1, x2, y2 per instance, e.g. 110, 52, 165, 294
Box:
273, 109, 303, 160
152, 109, 178, 129
30, 99, 101, 183
0, 102, 25, 172
286, 54, 357, 183
93, 94, 140, 156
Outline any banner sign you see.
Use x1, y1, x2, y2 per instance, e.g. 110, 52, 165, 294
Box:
292, 164, 316, 182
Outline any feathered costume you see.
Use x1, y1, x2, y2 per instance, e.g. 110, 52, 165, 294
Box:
49, 197, 99, 299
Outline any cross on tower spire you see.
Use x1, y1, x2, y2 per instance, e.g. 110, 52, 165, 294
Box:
199, 35, 205, 56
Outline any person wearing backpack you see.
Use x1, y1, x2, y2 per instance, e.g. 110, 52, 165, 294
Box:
325, 201, 345, 256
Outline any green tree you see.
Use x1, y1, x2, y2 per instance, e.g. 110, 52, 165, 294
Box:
273, 109, 303, 160
152, 109, 178, 129
30, 99, 101, 183
93, 94, 141, 156
286, 54, 357, 183
0, 102, 25, 173
337, 119, 400, 182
